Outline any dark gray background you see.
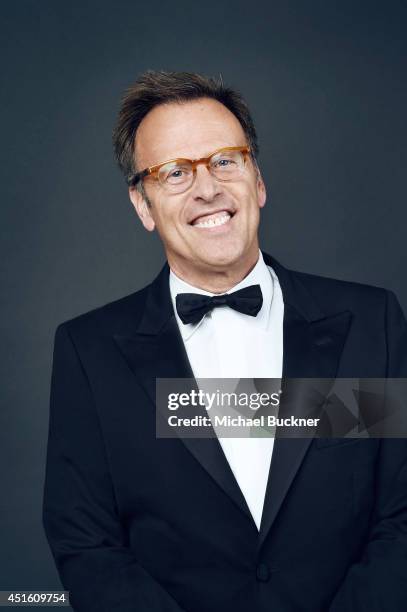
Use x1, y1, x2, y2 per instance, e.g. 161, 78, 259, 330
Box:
1, 0, 406, 605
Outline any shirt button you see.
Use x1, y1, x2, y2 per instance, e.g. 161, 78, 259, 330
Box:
256, 563, 270, 582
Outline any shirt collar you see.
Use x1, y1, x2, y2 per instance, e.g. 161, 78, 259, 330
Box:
169, 250, 274, 341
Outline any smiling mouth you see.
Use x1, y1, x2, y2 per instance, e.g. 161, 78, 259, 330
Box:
191, 210, 234, 228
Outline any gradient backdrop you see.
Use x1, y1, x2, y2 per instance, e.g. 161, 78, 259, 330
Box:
1, 1, 406, 608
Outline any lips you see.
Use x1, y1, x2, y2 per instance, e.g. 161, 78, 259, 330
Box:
190, 209, 235, 227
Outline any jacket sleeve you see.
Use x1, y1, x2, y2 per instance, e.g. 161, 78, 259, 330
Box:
43, 323, 188, 612
328, 290, 407, 611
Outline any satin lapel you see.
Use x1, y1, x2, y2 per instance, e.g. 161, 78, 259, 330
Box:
113, 263, 253, 523
258, 255, 352, 548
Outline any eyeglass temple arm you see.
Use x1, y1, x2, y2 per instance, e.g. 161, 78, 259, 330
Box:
128, 168, 149, 187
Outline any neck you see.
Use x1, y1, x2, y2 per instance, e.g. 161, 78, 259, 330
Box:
169, 250, 261, 294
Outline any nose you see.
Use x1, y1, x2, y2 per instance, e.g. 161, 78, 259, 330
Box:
191, 163, 222, 202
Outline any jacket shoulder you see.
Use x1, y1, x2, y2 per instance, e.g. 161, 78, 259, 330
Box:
265, 252, 394, 311
55, 283, 151, 338
287, 266, 393, 313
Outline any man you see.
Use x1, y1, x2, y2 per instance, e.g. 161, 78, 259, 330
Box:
43, 71, 407, 611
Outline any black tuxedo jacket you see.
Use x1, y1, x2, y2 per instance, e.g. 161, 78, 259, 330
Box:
43, 253, 407, 612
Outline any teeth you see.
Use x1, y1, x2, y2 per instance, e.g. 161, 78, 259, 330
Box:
194, 213, 231, 228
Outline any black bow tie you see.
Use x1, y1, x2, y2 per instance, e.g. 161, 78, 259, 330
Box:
175, 284, 263, 325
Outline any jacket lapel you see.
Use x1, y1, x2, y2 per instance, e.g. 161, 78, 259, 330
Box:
113, 255, 353, 541
113, 263, 254, 524
258, 254, 352, 548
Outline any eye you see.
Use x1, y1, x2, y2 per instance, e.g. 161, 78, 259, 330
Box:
160, 163, 191, 184
169, 169, 185, 178
212, 156, 238, 169
166, 167, 190, 183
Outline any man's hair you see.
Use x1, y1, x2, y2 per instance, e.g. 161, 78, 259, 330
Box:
113, 70, 259, 186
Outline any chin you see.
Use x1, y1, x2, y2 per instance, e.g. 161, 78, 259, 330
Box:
197, 244, 247, 269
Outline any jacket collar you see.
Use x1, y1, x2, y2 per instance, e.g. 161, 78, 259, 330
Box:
136, 251, 326, 337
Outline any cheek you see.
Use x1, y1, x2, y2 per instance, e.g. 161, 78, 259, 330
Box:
157, 210, 186, 242
151, 200, 175, 230
245, 189, 264, 216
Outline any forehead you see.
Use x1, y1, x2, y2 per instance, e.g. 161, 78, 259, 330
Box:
135, 98, 247, 167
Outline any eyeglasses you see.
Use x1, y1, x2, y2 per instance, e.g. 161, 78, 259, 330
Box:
128, 146, 251, 194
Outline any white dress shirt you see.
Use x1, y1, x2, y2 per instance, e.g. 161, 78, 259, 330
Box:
169, 250, 284, 529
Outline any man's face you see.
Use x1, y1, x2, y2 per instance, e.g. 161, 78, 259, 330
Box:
129, 98, 266, 283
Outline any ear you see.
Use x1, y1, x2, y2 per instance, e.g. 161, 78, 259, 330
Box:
256, 172, 267, 209
129, 187, 155, 232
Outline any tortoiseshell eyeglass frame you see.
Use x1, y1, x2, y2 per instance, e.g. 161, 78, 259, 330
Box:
127, 145, 251, 187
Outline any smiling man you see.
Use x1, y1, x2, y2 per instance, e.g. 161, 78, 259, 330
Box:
43, 71, 407, 612
128, 97, 265, 292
